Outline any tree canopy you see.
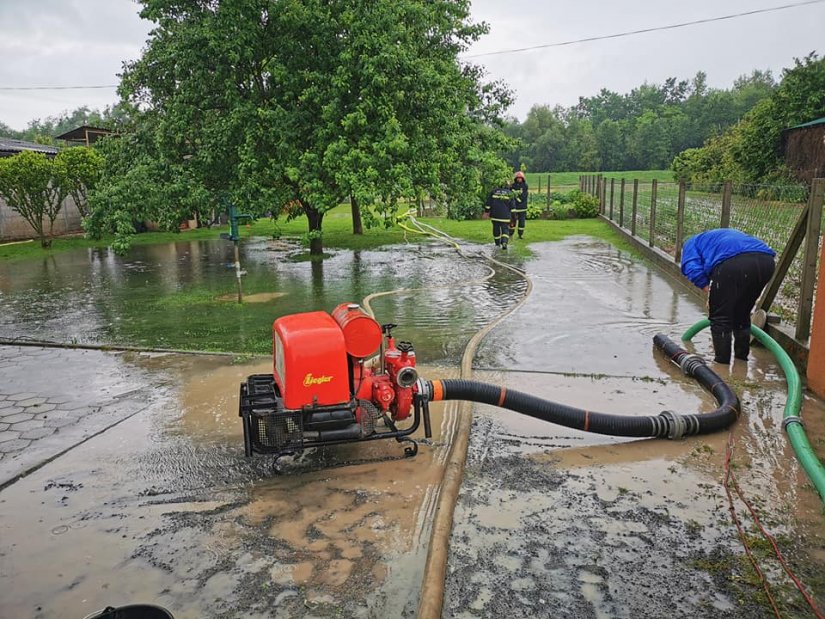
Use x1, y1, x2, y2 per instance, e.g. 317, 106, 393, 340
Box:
94, 0, 513, 253
502, 69, 777, 173
672, 53, 825, 185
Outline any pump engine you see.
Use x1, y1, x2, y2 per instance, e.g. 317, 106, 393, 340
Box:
239, 303, 431, 459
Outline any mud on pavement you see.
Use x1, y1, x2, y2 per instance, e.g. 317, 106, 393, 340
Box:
0, 350, 458, 619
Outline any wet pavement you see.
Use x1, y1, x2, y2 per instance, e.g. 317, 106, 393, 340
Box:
0, 236, 824, 618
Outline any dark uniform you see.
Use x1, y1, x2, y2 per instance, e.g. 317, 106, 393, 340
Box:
484, 186, 514, 250
510, 176, 528, 239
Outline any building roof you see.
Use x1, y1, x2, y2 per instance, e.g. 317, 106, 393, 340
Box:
0, 137, 60, 158
54, 125, 113, 144
785, 117, 825, 132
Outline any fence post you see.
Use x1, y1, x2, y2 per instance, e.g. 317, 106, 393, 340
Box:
609, 178, 615, 220
546, 174, 551, 209
619, 178, 626, 228
796, 177, 825, 340
580, 176, 584, 191
649, 179, 657, 248
538, 175, 542, 194
601, 178, 607, 216
596, 176, 602, 213
675, 180, 686, 263
631, 179, 639, 236
720, 181, 732, 228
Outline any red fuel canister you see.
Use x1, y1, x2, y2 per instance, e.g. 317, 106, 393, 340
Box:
331, 303, 382, 359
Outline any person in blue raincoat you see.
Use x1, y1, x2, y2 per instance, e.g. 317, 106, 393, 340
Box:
680, 228, 775, 363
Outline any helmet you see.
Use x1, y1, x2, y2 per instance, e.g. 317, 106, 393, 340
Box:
514, 171, 525, 181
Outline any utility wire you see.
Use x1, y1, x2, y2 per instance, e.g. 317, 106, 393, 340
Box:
0, 85, 118, 91
2, 0, 822, 88
465, 0, 825, 59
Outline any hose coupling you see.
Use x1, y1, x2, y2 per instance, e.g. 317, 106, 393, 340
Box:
781, 416, 804, 431
659, 410, 688, 440
415, 378, 431, 401
679, 354, 706, 377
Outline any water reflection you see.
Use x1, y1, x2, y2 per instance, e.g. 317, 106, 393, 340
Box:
0, 238, 520, 362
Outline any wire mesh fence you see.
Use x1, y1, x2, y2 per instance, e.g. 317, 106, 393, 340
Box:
585, 174, 822, 336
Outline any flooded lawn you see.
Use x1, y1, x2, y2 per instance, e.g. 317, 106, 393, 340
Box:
1, 235, 824, 618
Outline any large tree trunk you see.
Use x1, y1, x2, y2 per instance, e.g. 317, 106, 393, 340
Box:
303, 202, 325, 256
350, 194, 363, 235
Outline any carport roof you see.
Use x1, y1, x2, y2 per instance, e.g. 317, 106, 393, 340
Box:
0, 137, 60, 157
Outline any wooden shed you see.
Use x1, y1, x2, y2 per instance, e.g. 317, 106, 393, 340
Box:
55, 125, 114, 147
782, 117, 825, 184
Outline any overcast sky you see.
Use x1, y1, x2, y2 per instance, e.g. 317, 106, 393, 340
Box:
1, 0, 823, 132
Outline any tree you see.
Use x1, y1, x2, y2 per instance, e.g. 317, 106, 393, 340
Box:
107, 0, 511, 255
54, 147, 104, 217
0, 150, 67, 247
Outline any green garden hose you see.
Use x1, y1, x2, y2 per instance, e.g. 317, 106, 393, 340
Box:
682, 318, 825, 504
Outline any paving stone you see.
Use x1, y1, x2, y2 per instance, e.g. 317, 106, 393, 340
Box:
25, 402, 57, 414
7, 393, 38, 402
46, 397, 72, 405
19, 427, 56, 441
4, 412, 34, 424
10, 419, 45, 432
43, 417, 77, 429
0, 406, 23, 417
16, 397, 48, 407
0, 430, 21, 443
65, 407, 96, 418
0, 423, 8, 432
0, 400, 16, 409
0, 439, 31, 453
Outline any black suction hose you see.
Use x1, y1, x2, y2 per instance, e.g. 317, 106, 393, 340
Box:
419, 334, 739, 439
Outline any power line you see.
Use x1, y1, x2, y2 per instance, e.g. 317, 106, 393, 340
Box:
0, 85, 118, 91
464, 0, 825, 59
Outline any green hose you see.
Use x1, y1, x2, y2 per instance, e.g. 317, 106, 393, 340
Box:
682, 318, 825, 503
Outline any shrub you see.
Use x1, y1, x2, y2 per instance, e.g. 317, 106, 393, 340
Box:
567, 189, 600, 218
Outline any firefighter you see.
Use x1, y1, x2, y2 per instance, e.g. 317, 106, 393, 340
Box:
510, 171, 529, 239
483, 182, 515, 250
680, 228, 776, 364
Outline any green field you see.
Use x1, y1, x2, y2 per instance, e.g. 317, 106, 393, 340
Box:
523, 170, 673, 189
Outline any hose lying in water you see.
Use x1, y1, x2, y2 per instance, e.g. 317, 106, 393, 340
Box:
682, 318, 825, 504
417, 334, 739, 439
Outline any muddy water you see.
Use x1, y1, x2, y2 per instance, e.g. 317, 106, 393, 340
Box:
0, 353, 460, 618
446, 237, 825, 618
0, 238, 522, 360
2, 235, 825, 618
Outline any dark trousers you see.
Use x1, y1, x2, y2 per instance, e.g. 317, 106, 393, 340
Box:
709, 252, 775, 362
492, 220, 509, 246
509, 211, 526, 237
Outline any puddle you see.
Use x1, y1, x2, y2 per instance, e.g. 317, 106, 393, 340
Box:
0, 356, 459, 618
2, 235, 824, 618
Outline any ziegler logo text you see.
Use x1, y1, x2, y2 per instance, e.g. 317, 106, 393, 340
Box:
303, 373, 333, 387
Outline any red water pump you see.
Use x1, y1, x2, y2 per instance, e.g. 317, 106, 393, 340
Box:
239, 303, 432, 459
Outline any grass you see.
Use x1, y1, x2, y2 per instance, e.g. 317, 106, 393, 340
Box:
251, 205, 636, 258
0, 201, 637, 263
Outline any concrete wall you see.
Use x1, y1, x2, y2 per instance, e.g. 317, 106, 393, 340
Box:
0, 195, 83, 241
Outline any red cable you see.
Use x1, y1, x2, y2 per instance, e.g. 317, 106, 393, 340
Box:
725, 431, 825, 619
723, 432, 783, 618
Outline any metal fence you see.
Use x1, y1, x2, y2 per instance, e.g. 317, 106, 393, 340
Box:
582, 174, 824, 342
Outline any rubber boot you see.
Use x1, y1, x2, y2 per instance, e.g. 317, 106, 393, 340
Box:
711, 328, 732, 364
734, 329, 751, 361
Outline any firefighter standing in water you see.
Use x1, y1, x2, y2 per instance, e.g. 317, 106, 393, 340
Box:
510, 171, 529, 239
483, 182, 515, 250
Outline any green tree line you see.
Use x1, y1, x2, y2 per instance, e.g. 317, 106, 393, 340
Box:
672, 53, 825, 186
503, 69, 777, 173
